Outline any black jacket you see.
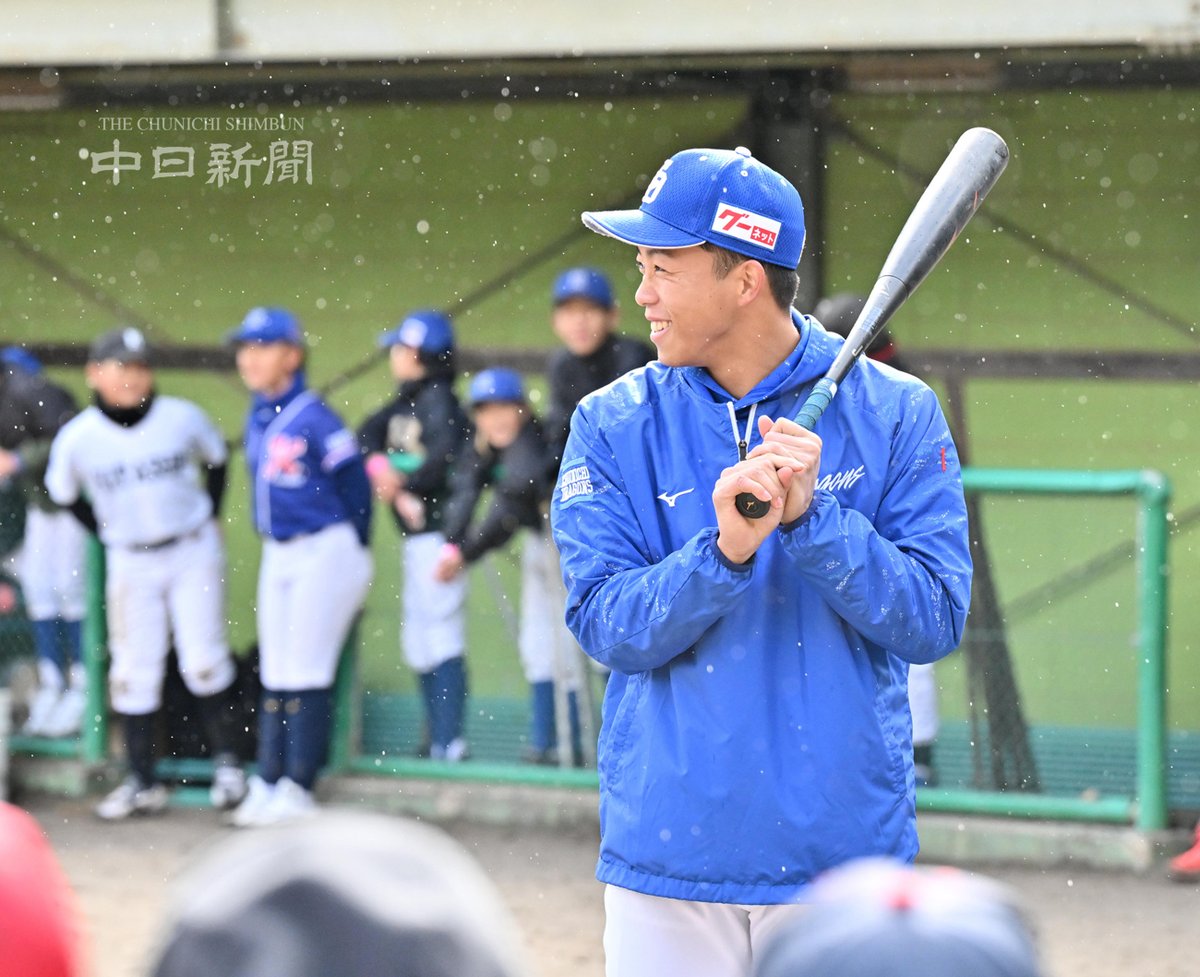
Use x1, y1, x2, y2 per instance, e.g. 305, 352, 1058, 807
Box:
358, 376, 469, 535
543, 334, 654, 468
0, 364, 78, 510
441, 417, 548, 564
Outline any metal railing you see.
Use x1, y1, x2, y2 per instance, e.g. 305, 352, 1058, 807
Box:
7, 468, 1172, 830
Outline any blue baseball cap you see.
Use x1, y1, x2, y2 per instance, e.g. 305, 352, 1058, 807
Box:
468, 368, 524, 407
377, 309, 455, 357
582, 146, 805, 269
1, 346, 42, 375
227, 307, 305, 346
552, 267, 614, 309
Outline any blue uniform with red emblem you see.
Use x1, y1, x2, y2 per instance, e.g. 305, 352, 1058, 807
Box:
245, 371, 371, 545
241, 369, 374, 799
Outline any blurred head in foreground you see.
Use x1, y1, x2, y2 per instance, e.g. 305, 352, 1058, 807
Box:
0, 801, 85, 977
150, 810, 526, 977
754, 857, 1044, 977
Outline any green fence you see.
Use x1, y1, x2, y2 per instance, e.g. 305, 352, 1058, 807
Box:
3, 468, 1177, 829
924, 468, 1171, 830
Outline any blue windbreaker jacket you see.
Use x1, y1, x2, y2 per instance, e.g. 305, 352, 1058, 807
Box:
550, 312, 972, 905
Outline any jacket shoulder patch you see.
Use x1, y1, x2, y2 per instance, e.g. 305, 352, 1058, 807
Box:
558, 461, 594, 507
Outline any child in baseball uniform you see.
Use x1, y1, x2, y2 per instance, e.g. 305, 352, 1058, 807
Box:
433, 368, 584, 767
358, 310, 471, 762
228, 307, 374, 826
44, 328, 248, 820
0, 347, 88, 738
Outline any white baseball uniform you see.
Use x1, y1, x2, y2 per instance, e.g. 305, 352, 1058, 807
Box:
44, 396, 235, 714
18, 507, 87, 622
519, 530, 583, 689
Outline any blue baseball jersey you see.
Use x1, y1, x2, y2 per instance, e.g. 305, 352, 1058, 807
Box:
243, 375, 366, 541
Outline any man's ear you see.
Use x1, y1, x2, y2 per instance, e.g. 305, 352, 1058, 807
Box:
734, 260, 767, 306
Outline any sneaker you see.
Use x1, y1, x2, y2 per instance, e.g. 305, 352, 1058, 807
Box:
431, 737, 471, 763
95, 777, 170, 821
258, 777, 317, 825
1167, 829, 1200, 882
209, 764, 248, 810
227, 775, 276, 828
22, 686, 61, 736
40, 687, 87, 739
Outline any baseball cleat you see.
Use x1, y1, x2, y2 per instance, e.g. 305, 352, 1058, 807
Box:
227, 775, 275, 828
257, 777, 317, 825
95, 777, 170, 821
209, 764, 249, 810
22, 686, 62, 737
40, 687, 86, 739
431, 738, 471, 763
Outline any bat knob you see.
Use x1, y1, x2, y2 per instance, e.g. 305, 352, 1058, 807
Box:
735, 492, 770, 520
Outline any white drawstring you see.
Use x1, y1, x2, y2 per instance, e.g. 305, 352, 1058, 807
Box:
725, 401, 758, 462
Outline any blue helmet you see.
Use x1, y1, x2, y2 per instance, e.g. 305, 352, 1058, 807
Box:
378, 309, 455, 369
468, 367, 524, 407
227, 307, 305, 346
0, 346, 42, 375
552, 267, 614, 309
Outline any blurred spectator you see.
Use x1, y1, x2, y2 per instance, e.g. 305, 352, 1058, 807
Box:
359, 310, 472, 762
0, 347, 89, 739
543, 266, 654, 475
812, 294, 939, 786
753, 857, 1045, 977
149, 809, 526, 977
0, 801, 86, 977
434, 368, 585, 766
811, 293, 912, 372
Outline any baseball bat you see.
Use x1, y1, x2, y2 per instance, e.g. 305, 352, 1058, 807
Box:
736, 126, 1009, 518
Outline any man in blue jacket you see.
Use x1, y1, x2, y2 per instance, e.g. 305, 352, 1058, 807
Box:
550, 146, 973, 977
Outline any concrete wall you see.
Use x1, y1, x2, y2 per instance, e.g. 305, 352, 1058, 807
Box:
2, 0, 1198, 66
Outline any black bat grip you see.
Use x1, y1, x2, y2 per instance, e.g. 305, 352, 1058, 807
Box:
733, 378, 835, 518
734, 494, 772, 519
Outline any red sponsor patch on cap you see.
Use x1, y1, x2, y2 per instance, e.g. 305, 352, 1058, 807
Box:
711, 203, 781, 250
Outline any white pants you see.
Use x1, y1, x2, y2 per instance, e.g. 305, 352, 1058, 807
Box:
257, 522, 374, 691
604, 885, 810, 977
908, 662, 939, 746
19, 508, 87, 621
401, 531, 466, 673
519, 531, 583, 688
105, 520, 234, 714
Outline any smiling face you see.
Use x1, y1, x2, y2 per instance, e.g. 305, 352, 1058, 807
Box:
86, 360, 154, 408
633, 245, 745, 372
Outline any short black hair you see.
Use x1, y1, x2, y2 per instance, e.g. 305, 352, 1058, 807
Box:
700, 243, 799, 311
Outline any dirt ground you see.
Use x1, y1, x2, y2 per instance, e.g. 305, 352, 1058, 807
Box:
23, 793, 1200, 977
